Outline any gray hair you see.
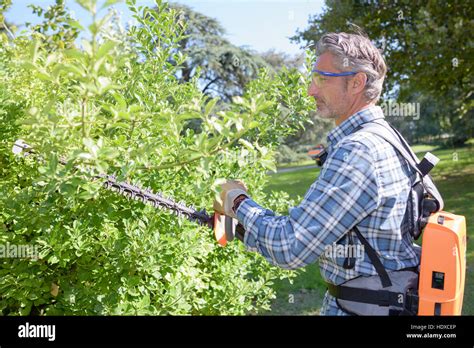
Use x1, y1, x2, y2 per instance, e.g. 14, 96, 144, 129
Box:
316, 32, 387, 102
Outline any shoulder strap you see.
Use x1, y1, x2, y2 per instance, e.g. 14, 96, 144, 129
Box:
353, 226, 392, 288
356, 120, 444, 210
357, 120, 422, 176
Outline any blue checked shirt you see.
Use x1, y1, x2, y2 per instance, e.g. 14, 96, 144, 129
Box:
235, 105, 421, 315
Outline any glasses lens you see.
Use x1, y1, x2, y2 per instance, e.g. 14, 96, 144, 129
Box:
311, 72, 325, 86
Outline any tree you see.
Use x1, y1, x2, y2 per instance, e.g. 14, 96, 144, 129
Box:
167, 3, 269, 102
259, 48, 305, 72
291, 0, 474, 145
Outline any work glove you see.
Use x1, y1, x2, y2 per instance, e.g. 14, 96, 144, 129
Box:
213, 179, 248, 219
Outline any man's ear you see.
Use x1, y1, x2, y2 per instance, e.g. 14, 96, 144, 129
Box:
349, 72, 367, 96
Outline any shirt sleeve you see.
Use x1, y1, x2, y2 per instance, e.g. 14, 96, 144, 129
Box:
235, 139, 381, 270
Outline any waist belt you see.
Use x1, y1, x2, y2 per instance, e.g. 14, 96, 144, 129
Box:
326, 282, 404, 307
326, 281, 419, 316
326, 265, 420, 315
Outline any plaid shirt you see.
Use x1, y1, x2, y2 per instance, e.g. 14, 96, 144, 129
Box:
236, 105, 421, 315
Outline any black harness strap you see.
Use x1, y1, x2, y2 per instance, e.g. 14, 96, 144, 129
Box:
326, 282, 403, 307
352, 226, 392, 288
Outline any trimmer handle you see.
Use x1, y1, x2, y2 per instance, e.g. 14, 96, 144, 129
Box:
213, 213, 245, 246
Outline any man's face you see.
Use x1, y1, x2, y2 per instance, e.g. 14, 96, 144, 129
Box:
307, 52, 351, 120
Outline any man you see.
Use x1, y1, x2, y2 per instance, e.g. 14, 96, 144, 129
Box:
213, 32, 420, 315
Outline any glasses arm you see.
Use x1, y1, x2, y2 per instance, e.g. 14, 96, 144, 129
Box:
312, 69, 357, 77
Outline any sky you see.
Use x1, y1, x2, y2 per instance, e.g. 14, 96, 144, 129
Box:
5, 0, 325, 56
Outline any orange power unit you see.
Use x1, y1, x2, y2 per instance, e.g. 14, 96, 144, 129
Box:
418, 212, 467, 315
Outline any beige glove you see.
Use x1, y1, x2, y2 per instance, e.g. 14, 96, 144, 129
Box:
213, 180, 248, 219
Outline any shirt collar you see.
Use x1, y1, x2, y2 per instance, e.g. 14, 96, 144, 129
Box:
327, 105, 385, 147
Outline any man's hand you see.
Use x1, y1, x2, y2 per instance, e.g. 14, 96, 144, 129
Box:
213, 180, 248, 219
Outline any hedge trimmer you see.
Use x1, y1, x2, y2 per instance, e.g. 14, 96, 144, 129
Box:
12, 139, 245, 246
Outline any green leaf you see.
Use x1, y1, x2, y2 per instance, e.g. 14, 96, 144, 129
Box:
261, 159, 276, 173
35, 71, 53, 82
29, 39, 40, 64
101, 0, 124, 10
49, 154, 58, 173
238, 139, 254, 150
82, 40, 93, 56
64, 49, 87, 61
111, 92, 127, 109
204, 98, 218, 117
248, 121, 259, 129
96, 41, 116, 60
48, 255, 60, 265
256, 100, 274, 113
76, 0, 96, 14
67, 19, 85, 31
83, 138, 99, 158
78, 189, 94, 200
209, 117, 222, 134
88, 22, 98, 35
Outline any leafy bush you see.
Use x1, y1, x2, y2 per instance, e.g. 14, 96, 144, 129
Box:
0, 0, 312, 315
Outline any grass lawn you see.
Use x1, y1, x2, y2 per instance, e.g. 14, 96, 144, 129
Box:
262, 143, 474, 315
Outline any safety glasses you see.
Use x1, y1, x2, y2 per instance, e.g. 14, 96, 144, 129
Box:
311, 69, 357, 77
310, 58, 357, 86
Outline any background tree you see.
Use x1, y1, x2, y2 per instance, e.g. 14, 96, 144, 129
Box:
167, 3, 269, 102
258, 48, 304, 72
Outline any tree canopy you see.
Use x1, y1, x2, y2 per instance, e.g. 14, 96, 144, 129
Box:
168, 3, 270, 102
